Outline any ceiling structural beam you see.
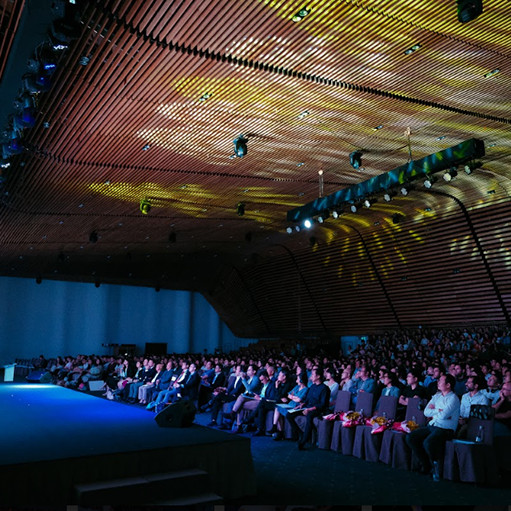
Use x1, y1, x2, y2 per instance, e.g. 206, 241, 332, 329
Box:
287, 138, 485, 223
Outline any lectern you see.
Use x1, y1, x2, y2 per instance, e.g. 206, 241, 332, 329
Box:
0, 363, 16, 382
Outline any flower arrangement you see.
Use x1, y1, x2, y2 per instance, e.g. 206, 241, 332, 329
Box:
365, 415, 393, 434
391, 419, 419, 433
341, 410, 363, 428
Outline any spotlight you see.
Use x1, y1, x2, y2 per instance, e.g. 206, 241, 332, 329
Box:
400, 185, 411, 196
423, 175, 437, 189
457, 0, 483, 23
286, 226, 293, 234
392, 213, 404, 224
363, 198, 376, 208
292, 7, 310, 22
295, 225, 301, 232
331, 208, 341, 219
464, 161, 481, 174
350, 203, 359, 213
383, 191, 395, 202
443, 168, 458, 182
0, 158, 11, 169
89, 231, 98, 243
303, 219, 313, 229
236, 202, 245, 216
140, 198, 151, 214
349, 151, 363, 170
233, 135, 248, 158
317, 210, 329, 223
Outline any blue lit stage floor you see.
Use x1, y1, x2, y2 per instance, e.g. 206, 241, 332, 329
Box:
0, 383, 255, 504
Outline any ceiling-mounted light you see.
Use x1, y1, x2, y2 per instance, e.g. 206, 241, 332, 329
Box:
400, 185, 411, 196
484, 68, 500, 79
295, 225, 301, 232
199, 92, 213, 102
443, 167, 458, 182
317, 210, 330, 223
404, 43, 422, 56
297, 110, 310, 119
464, 161, 482, 174
233, 135, 248, 158
331, 207, 342, 219
236, 202, 245, 216
303, 219, 313, 229
0, 158, 11, 169
286, 226, 293, 234
457, 0, 483, 23
349, 151, 363, 170
363, 198, 376, 208
373, 125, 384, 131
292, 7, 310, 22
350, 203, 360, 213
140, 198, 152, 214
383, 191, 395, 202
423, 175, 437, 189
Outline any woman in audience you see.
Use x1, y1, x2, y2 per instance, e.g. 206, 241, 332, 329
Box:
271, 372, 309, 440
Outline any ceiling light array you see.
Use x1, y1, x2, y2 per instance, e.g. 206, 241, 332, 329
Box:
0, 5, 82, 178
292, 8, 310, 22
286, 139, 485, 232
404, 43, 421, 55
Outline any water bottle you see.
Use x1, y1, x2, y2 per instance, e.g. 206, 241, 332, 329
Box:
411, 415, 416, 424
359, 408, 364, 418
382, 411, 387, 419
475, 425, 484, 443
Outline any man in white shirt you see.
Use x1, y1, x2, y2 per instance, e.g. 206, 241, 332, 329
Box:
406, 374, 460, 481
481, 373, 501, 405
457, 374, 489, 438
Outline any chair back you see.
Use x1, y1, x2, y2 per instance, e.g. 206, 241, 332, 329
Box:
467, 405, 495, 445
377, 395, 398, 419
334, 390, 351, 413
405, 397, 426, 426
355, 392, 373, 416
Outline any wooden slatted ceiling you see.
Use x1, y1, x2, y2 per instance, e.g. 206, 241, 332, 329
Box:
0, 0, 24, 82
0, 0, 510, 337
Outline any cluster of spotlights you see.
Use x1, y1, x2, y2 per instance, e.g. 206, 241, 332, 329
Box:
286, 159, 482, 233
1, 7, 81, 177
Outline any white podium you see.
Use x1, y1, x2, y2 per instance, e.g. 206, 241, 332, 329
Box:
0, 363, 16, 382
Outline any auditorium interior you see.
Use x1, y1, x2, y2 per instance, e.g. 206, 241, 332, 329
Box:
0, 0, 510, 508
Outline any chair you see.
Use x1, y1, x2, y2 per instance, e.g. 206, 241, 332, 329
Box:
352, 395, 398, 462
314, 391, 351, 449
379, 397, 426, 470
443, 405, 498, 484
330, 391, 373, 455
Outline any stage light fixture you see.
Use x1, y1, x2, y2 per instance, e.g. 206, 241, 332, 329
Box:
0, 158, 11, 169
383, 191, 395, 202
464, 161, 481, 174
457, 0, 483, 23
423, 175, 437, 189
286, 226, 293, 234
400, 185, 410, 196
303, 219, 313, 229
295, 225, 301, 232
140, 198, 151, 215
363, 198, 376, 208
236, 202, 245, 216
349, 151, 362, 170
331, 208, 341, 219
317, 210, 329, 223
233, 135, 248, 158
443, 167, 458, 182
292, 7, 310, 22
350, 203, 360, 213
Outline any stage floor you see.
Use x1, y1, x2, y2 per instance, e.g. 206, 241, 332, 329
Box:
0, 383, 256, 503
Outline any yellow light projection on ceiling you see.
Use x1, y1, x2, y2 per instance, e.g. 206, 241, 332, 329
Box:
87, 181, 302, 219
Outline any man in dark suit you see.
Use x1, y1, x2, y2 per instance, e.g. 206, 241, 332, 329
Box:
199, 364, 226, 408
287, 367, 330, 450
173, 363, 201, 403
207, 365, 244, 426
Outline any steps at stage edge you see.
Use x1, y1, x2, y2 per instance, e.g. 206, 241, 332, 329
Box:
151, 492, 223, 505
74, 468, 213, 505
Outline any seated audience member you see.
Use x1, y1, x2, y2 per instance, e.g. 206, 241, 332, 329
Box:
138, 362, 164, 404
147, 360, 175, 403
146, 361, 189, 409
340, 366, 353, 391
399, 368, 429, 406
492, 381, 511, 436
349, 365, 375, 406
207, 365, 244, 427
173, 363, 201, 403
272, 372, 309, 440
426, 366, 443, 398
482, 372, 501, 405
406, 374, 460, 481
229, 368, 268, 431
200, 364, 227, 410
126, 359, 156, 403
457, 374, 489, 437
286, 367, 330, 450
324, 367, 340, 410
374, 370, 401, 413
452, 363, 467, 397
241, 369, 293, 436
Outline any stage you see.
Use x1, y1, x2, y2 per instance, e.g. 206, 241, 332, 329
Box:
0, 383, 256, 504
